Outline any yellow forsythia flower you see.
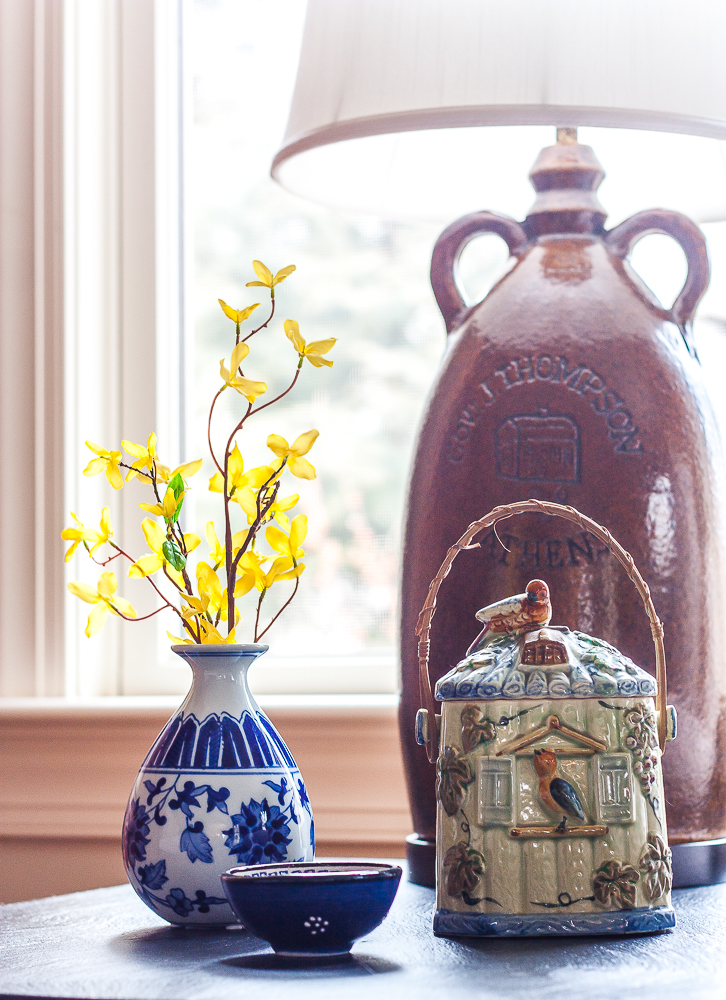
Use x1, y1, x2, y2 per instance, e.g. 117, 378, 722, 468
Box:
123, 435, 203, 485
197, 561, 227, 621
245, 261, 296, 291
205, 521, 248, 571
266, 514, 307, 563
167, 620, 237, 645
218, 299, 260, 324
284, 319, 336, 368
123, 433, 158, 482
208, 445, 275, 499
61, 511, 108, 562
255, 555, 305, 592
83, 442, 124, 490
234, 550, 266, 598
219, 341, 267, 403
263, 493, 299, 531
139, 486, 184, 519
128, 518, 199, 583
267, 430, 319, 480
68, 571, 136, 637
158, 458, 204, 483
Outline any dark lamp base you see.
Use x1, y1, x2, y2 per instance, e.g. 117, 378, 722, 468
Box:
405, 835, 436, 888
671, 839, 726, 888
406, 833, 726, 889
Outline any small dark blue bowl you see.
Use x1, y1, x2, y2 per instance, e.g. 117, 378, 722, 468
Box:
221, 861, 402, 957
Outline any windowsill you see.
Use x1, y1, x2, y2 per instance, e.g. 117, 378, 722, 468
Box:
0, 692, 399, 716
0, 691, 410, 886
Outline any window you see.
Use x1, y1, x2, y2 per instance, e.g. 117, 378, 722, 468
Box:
184, 0, 495, 696
478, 757, 514, 825
596, 753, 634, 824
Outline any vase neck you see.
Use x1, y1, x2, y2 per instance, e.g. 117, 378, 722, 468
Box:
173, 645, 268, 718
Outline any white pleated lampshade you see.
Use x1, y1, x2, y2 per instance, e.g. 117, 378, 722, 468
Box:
272, 0, 726, 224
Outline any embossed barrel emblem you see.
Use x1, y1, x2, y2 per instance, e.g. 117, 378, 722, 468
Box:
496, 409, 580, 483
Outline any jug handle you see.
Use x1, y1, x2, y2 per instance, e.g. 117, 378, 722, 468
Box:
430, 212, 528, 333
605, 209, 710, 358
416, 499, 668, 764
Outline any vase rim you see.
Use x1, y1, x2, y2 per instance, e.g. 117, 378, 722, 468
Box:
171, 643, 269, 658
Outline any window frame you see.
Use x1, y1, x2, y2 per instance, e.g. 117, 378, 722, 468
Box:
0, 0, 398, 699
0, 0, 188, 697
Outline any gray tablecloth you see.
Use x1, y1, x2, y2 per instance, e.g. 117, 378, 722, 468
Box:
1, 879, 724, 1000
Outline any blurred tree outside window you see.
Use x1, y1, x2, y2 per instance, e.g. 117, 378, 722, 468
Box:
189, 0, 456, 693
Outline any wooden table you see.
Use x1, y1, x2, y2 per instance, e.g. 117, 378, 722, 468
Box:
1, 877, 724, 1000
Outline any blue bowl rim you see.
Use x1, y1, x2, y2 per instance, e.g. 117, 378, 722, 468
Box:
221, 861, 402, 885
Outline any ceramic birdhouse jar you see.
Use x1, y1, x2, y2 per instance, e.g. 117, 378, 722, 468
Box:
415, 500, 677, 937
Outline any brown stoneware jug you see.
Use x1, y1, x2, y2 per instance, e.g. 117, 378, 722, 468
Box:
399, 136, 726, 887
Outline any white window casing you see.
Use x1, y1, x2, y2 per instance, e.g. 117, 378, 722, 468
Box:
63, 0, 187, 697
0, 0, 186, 697
0, 0, 65, 696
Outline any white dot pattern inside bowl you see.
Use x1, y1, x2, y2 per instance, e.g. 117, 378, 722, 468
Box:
303, 915, 330, 935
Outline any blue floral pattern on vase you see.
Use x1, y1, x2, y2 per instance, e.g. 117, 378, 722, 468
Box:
122, 647, 315, 927
224, 797, 293, 865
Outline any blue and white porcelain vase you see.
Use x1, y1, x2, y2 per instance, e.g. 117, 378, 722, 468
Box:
122, 644, 314, 926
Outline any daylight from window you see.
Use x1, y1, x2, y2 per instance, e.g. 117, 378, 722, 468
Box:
188, 0, 444, 692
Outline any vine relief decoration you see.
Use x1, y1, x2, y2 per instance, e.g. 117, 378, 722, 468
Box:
592, 860, 640, 909
444, 843, 486, 905
437, 744, 501, 908
437, 746, 474, 816
639, 832, 673, 902
460, 704, 537, 754
599, 699, 662, 825
530, 891, 596, 909
623, 703, 662, 826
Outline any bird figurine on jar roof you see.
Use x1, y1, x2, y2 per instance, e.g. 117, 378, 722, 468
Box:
466, 579, 551, 655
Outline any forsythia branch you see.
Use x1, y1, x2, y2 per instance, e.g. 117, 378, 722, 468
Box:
66, 258, 332, 646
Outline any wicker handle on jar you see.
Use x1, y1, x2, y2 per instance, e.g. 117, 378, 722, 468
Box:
415, 499, 668, 763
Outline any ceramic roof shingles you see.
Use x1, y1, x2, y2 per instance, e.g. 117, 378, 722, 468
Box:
435, 628, 657, 701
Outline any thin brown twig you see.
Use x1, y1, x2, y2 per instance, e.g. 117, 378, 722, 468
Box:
255, 576, 300, 642
94, 549, 123, 565
138, 460, 196, 601
207, 388, 225, 475
92, 539, 197, 641
253, 589, 265, 642
223, 438, 235, 632
224, 401, 253, 461
244, 296, 275, 342
492, 520, 511, 552
227, 464, 285, 588
249, 366, 300, 418
93, 542, 184, 622
112, 605, 170, 623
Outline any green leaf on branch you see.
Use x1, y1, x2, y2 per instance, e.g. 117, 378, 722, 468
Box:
162, 538, 186, 572
168, 473, 185, 523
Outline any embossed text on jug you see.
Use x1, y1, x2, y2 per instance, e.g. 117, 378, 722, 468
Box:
496, 409, 580, 483
449, 354, 643, 461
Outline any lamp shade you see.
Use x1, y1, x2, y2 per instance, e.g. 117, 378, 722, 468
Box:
272, 0, 726, 224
